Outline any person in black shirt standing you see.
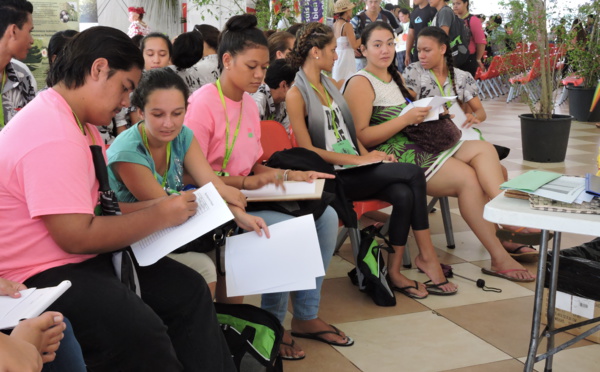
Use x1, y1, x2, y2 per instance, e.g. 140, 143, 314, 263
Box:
404, 0, 437, 66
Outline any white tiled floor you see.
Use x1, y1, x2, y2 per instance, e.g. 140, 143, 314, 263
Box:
253, 93, 600, 371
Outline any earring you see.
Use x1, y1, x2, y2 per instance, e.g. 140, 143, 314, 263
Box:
316, 56, 319, 60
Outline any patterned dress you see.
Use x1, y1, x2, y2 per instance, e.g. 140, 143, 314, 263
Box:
352, 70, 462, 181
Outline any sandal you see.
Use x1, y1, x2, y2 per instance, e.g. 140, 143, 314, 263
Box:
291, 324, 354, 347
424, 280, 458, 296
391, 280, 428, 299
506, 244, 539, 263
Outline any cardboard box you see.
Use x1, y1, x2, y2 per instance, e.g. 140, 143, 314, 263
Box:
542, 288, 600, 343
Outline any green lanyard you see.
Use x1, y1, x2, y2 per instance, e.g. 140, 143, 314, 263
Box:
72, 110, 96, 146
429, 70, 453, 108
0, 70, 6, 128
216, 79, 243, 176
310, 83, 341, 140
140, 122, 171, 188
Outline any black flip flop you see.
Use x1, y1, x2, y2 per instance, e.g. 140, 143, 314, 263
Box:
424, 280, 458, 296
391, 280, 428, 299
506, 245, 539, 263
291, 325, 354, 347
279, 339, 305, 361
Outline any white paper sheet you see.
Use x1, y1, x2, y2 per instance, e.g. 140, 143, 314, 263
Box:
225, 215, 324, 297
400, 96, 457, 122
0, 281, 71, 330
131, 182, 234, 266
529, 176, 586, 204
448, 103, 481, 141
241, 181, 316, 198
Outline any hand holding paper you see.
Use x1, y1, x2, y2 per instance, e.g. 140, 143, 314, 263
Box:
399, 96, 457, 122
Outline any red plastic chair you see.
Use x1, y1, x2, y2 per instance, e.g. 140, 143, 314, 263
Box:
258, 120, 292, 163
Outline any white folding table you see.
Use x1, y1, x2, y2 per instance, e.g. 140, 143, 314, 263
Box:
484, 193, 600, 372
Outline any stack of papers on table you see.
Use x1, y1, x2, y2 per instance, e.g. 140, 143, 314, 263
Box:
225, 215, 324, 297
501, 170, 593, 205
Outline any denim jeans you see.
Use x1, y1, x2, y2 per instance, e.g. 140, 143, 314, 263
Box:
42, 318, 86, 372
250, 207, 338, 322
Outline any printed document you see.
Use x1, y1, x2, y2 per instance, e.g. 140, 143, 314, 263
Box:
132, 182, 234, 266
0, 281, 71, 330
225, 215, 324, 297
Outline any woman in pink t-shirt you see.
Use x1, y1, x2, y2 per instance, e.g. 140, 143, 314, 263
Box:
185, 14, 352, 360
452, 0, 487, 77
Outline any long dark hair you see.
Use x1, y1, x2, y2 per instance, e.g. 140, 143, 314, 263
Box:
417, 26, 462, 104
48, 26, 144, 89
217, 14, 268, 71
361, 21, 414, 100
287, 22, 333, 71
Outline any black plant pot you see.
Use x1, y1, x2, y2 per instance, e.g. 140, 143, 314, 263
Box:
520, 114, 572, 163
567, 86, 600, 122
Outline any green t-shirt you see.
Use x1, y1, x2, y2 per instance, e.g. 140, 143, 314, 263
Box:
107, 122, 194, 203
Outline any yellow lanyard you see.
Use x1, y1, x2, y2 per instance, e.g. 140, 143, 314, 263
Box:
140, 122, 171, 188
0, 70, 6, 128
216, 79, 243, 176
430, 70, 453, 108
72, 111, 96, 146
310, 83, 341, 140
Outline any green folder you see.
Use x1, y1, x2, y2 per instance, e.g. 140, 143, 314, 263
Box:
500, 170, 562, 192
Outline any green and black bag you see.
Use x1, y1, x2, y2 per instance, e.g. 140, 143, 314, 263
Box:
348, 225, 397, 307
215, 303, 284, 372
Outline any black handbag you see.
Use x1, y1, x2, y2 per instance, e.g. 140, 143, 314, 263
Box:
403, 116, 461, 153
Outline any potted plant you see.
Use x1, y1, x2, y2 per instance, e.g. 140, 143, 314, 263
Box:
501, 0, 573, 163
565, 0, 600, 122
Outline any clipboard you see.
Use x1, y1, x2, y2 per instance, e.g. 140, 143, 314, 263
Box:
242, 179, 325, 202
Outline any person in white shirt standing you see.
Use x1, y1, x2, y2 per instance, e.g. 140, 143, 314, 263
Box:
395, 8, 411, 72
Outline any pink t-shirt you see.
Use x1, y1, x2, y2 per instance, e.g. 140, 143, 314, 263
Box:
466, 15, 486, 55
0, 89, 100, 283
185, 83, 263, 176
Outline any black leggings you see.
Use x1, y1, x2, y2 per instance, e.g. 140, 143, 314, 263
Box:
338, 162, 429, 246
25, 254, 235, 372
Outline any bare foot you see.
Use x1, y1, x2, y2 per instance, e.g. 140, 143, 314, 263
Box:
490, 257, 535, 281
279, 330, 305, 360
414, 254, 458, 293
388, 272, 428, 298
11, 312, 66, 364
291, 317, 350, 345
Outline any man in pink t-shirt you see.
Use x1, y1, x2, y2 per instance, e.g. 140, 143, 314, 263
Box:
0, 26, 235, 372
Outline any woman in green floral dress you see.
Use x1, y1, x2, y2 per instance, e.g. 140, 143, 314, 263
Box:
343, 22, 534, 282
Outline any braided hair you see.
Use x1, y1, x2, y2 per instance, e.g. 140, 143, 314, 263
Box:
286, 22, 333, 71
417, 26, 463, 105
360, 21, 415, 101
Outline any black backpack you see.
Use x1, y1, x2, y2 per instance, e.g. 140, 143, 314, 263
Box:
446, 11, 471, 68
215, 303, 284, 372
348, 225, 396, 307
